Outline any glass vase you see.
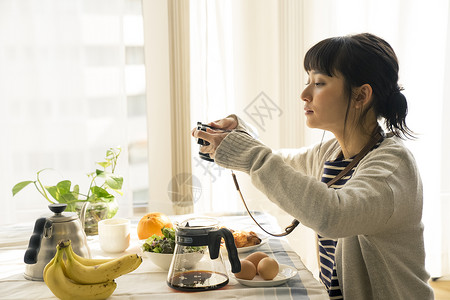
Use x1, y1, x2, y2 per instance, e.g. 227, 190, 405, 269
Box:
75, 200, 119, 236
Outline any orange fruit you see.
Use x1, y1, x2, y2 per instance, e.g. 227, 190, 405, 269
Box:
137, 212, 173, 240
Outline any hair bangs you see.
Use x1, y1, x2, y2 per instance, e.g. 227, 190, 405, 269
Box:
303, 37, 346, 77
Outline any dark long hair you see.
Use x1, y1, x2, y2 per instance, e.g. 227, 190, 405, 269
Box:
304, 33, 414, 139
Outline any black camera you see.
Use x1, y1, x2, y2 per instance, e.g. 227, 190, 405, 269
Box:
197, 122, 215, 162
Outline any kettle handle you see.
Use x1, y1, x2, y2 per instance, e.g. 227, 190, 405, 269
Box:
24, 217, 47, 264
208, 228, 241, 273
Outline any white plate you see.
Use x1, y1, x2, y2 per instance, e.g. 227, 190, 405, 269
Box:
222, 238, 268, 254
234, 264, 298, 287
237, 238, 268, 253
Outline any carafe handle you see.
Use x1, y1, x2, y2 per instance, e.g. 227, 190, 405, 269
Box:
208, 228, 241, 273
24, 217, 47, 264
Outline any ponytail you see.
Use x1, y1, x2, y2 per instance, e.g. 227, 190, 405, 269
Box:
376, 85, 415, 139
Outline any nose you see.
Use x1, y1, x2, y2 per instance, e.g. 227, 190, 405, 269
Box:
300, 85, 312, 102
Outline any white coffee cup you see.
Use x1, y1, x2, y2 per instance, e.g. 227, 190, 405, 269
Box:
98, 218, 131, 253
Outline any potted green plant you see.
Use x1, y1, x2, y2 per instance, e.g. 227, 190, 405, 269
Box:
12, 146, 123, 235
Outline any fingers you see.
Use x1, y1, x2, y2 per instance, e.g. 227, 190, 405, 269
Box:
193, 127, 228, 158
209, 117, 237, 130
209, 120, 226, 129
192, 127, 210, 141
192, 127, 223, 141
209, 120, 221, 128
192, 118, 233, 160
199, 144, 213, 154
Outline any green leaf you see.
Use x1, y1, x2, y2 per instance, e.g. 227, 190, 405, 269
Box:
73, 184, 80, 200
65, 202, 78, 212
56, 180, 72, 194
59, 192, 78, 203
91, 186, 110, 197
97, 161, 110, 169
45, 186, 59, 200
45, 181, 73, 202
106, 149, 115, 160
95, 169, 105, 177
89, 186, 114, 202
105, 175, 123, 190
12, 181, 34, 196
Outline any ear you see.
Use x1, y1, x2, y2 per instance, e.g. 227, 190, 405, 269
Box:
354, 84, 373, 109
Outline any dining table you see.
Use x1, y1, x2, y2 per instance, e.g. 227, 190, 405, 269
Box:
0, 211, 328, 300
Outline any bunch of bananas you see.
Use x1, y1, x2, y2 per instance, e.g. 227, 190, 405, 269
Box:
43, 240, 142, 300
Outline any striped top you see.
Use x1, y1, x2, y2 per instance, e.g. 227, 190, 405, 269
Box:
318, 141, 383, 299
318, 156, 354, 299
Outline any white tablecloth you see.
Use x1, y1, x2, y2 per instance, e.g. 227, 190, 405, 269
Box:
0, 212, 327, 300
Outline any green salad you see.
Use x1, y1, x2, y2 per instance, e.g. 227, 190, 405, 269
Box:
142, 227, 176, 253
142, 227, 205, 254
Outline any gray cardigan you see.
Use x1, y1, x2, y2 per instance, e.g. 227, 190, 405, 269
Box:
215, 122, 433, 299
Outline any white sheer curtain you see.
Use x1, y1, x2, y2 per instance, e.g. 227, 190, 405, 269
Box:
189, 0, 450, 277
190, 0, 238, 214
0, 0, 147, 225
189, 0, 285, 216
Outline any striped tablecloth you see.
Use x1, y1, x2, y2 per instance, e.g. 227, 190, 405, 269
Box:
0, 212, 327, 300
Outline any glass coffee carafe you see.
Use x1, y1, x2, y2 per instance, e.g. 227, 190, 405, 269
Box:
167, 217, 241, 291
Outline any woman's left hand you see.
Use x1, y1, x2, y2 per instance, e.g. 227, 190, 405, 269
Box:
191, 126, 230, 160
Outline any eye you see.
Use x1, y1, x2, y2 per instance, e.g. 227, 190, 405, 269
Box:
314, 82, 325, 86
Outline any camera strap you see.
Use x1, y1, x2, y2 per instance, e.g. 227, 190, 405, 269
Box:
232, 127, 384, 237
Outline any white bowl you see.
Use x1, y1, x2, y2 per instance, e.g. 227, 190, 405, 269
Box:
143, 252, 203, 271
143, 252, 174, 270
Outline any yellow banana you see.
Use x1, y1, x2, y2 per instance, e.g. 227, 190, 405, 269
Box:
62, 243, 142, 284
64, 240, 115, 266
43, 251, 55, 284
44, 244, 116, 300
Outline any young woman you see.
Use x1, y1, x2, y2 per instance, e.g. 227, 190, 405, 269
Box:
192, 33, 433, 299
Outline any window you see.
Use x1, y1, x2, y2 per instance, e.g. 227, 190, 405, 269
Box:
0, 0, 148, 224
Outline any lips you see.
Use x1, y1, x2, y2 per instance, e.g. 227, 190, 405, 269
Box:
304, 107, 313, 113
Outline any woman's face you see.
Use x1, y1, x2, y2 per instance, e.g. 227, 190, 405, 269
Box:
301, 70, 351, 135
